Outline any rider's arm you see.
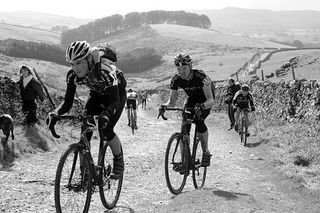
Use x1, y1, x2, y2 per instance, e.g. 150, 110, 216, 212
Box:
232, 91, 241, 107
55, 70, 76, 115
165, 89, 178, 107
248, 93, 255, 109
202, 85, 214, 109
105, 85, 121, 115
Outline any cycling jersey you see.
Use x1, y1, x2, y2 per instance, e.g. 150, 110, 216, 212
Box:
126, 91, 138, 110
170, 69, 211, 107
57, 50, 126, 116
127, 91, 138, 100
232, 91, 254, 109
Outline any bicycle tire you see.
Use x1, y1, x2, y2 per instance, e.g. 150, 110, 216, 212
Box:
130, 108, 135, 135
242, 117, 247, 146
192, 137, 207, 189
55, 143, 93, 213
165, 133, 188, 195
99, 143, 123, 209
239, 117, 244, 144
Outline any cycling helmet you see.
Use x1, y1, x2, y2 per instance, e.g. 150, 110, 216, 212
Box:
66, 41, 90, 64
241, 84, 249, 91
228, 77, 235, 83
174, 53, 193, 66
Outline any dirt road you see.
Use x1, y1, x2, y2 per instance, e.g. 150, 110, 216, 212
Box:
1, 95, 320, 212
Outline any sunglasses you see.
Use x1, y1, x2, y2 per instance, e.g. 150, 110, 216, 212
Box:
174, 62, 189, 66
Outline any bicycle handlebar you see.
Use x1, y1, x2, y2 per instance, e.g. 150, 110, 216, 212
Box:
48, 114, 100, 139
157, 107, 200, 121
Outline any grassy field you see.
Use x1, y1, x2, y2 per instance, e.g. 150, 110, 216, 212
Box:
0, 23, 61, 44
257, 49, 320, 81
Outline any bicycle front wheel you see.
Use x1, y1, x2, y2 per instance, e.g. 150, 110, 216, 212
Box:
192, 137, 207, 189
165, 133, 188, 195
99, 143, 123, 210
55, 143, 93, 213
130, 109, 135, 135
241, 117, 247, 146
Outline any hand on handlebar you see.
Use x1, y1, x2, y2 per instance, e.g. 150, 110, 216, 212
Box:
46, 111, 61, 138
157, 105, 168, 120
99, 110, 111, 131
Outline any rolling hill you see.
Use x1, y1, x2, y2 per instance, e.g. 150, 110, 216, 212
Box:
0, 23, 61, 44
0, 10, 92, 30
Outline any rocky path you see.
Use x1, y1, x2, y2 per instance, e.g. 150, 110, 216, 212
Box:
1, 95, 320, 212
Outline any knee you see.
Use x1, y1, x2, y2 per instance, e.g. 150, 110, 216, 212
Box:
197, 122, 207, 133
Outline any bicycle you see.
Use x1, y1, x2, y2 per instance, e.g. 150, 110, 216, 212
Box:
158, 106, 207, 195
128, 104, 136, 135
236, 108, 250, 146
50, 114, 123, 213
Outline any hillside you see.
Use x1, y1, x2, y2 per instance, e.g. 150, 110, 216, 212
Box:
0, 10, 91, 30
96, 24, 293, 89
192, 7, 320, 44
0, 23, 61, 44
247, 49, 320, 82
150, 24, 291, 49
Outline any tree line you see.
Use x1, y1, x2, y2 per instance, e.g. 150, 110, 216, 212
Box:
61, 10, 211, 45
0, 39, 67, 65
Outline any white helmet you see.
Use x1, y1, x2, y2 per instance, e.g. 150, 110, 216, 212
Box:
65, 41, 90, 64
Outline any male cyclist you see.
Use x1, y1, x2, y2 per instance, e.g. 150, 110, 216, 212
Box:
141, 91, 148, 109
47, 41, 126, 179
233, 84, 255, 136
161, 53, 214, 167
224, 77, 241, 130
126, 88, 138, 129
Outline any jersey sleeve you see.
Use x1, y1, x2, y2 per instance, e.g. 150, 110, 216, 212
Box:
170, 74, 179, 90
56, 70, 76, 115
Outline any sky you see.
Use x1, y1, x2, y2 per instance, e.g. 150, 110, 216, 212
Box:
1, 0, 320, 19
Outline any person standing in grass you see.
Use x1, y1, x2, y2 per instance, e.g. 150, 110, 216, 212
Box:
18, 65, 44, 126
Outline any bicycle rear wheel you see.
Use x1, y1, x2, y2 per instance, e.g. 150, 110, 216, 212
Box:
55, 143, 93, 213
130, 108, 135, 135
99, 143, 123, 210
192, 137, 207, 189
239, 117, 244, 144
165, 133, 188, 195
241, 117, 247, 146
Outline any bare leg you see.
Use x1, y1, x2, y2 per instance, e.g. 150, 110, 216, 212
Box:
108, 134, 122, 156
197, 131, 209, 153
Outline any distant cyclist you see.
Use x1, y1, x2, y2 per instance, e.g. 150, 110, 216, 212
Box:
232, 84, 255, 136
126, 88, 138, 129
141, 91, 148, 109
161, 53, 214, 167
224, 77, 241, 130
46, 41, 126, 179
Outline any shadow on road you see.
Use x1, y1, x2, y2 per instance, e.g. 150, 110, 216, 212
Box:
22, 125, 49, 151
246, 138, 270, 148
104, 205, 135, 213
211, 189, 250, 200
0, 139, 15, 169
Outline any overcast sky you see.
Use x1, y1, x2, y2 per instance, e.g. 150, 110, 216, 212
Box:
1, 0, 320, 19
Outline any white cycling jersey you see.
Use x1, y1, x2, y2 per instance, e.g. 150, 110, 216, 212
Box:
127, 91, 138, 100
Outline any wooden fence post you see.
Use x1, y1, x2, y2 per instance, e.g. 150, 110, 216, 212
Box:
291, 65, 296, 80
261, 70, 265, 81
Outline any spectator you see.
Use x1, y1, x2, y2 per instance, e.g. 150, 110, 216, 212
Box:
18, 65, 44, 126
224, 77, 241, 130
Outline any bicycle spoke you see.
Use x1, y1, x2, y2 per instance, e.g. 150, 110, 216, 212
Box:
165, 133, 188, 194
99, 144, 123, 210
55, 144, 92, 213
192, 138, 206, 189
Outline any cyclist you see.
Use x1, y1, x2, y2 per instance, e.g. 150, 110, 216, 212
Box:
126, 88, 138, 129
141, 91, 148, 109
47, 41, 127, 179
232, 84, 255, 136
161, 53, 214, 167
224, 77, 241, 130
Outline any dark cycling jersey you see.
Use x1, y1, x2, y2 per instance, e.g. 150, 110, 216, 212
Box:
56, 50, 127, 116
232, 91, 254, 109
170, 69, 211, 107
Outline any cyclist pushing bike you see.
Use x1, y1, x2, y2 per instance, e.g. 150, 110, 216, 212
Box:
126, 88, 138, 129
160, 53, 214, 167
233, 84, 255, 137
47, 40, 127, 180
